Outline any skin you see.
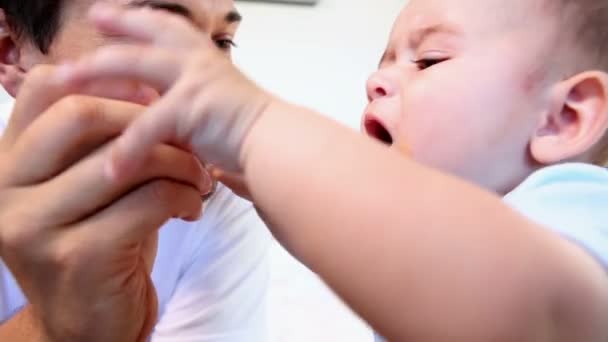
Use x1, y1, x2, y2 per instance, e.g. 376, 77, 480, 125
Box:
0, 66, 206, 342
57, 0, 608, 341
363, 0, 545, 193
0, 0, 240, 340
1, 0, 240, 96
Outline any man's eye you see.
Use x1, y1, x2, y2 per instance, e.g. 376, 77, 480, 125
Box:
215, 38, 237, 51
413, 58, 447, 70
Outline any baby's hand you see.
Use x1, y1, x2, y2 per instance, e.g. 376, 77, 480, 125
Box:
56, 3, 273, 180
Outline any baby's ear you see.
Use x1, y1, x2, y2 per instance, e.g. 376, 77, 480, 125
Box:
530, 71, 608, 164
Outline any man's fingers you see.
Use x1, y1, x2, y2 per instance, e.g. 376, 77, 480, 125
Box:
32, 143, 210, 228
56, 45, 181, 94
3, 66, 156, 149
7, 97, 144, 186
90, 2, 204, 48
3, 65, 70, 145
77, 179, 202, 243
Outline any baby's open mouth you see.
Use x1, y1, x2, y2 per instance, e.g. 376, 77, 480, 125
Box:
364, 117, 393, 145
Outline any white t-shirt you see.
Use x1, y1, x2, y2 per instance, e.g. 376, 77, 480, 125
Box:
376, 162, 608, 342
0, 100, 272, 341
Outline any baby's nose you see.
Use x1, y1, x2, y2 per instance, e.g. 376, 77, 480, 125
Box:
366, 71, 396, 102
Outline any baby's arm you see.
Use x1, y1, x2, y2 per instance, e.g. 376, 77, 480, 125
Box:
245, 101, 608, 342
61, 4, 608, 341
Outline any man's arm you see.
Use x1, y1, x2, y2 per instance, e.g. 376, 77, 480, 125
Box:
243, 101, 608, 342
0, 66, 208, 342
152, 185, 270, 341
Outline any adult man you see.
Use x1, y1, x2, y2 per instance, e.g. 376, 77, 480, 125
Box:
0, 1, 270, 340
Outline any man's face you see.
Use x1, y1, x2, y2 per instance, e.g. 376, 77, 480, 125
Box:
362, 0, 562, 193
19, 0, 240, 68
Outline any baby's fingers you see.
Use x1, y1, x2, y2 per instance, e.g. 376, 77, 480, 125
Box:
55, 45, 181, 93
106, 88, 185, 181
90, 2, 207, 48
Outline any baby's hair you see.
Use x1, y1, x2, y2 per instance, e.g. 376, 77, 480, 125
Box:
553, 0, 608, 165
594, 139, 608, 166
558, 1, 608, 66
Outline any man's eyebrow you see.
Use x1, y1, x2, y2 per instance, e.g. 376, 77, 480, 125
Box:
129, 0, 193, 20
129, 0, 242, 24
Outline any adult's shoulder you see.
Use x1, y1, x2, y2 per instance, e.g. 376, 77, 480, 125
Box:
151, 185, 270, 339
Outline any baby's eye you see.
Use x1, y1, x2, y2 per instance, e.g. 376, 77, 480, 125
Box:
214, 38, 237, 52
413, 58, 448, 70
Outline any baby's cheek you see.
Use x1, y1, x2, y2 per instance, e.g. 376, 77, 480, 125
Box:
399, 98, 474, 166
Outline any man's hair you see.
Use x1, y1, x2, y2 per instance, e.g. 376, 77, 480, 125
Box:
0, 0, 64, 54
553, 0, 608, 165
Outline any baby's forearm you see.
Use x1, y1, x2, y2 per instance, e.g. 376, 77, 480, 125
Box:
242, 100, 608, 341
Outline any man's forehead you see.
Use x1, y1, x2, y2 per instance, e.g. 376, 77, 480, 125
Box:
111, 0, 235, 9
106, 0, 239, 22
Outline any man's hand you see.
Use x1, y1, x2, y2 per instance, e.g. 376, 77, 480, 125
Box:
0, 65, 210, 342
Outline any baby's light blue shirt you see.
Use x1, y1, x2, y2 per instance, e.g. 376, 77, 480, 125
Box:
504, 163, 608, 269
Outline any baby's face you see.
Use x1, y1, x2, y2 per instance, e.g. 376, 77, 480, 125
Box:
363, 0, 560, 193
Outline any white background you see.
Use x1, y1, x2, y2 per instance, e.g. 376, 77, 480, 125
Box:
0, 1, 406, 340
235, 0, 403, 129
234, 1, 403, 341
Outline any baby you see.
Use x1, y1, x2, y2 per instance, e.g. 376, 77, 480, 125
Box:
58, 0, 608, 341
